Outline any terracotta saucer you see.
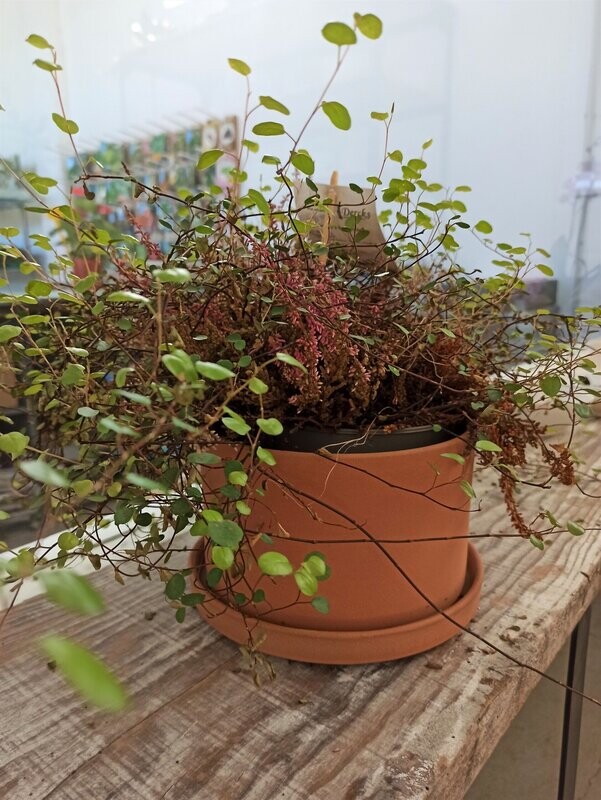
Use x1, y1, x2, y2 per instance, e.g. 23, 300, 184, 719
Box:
190, 543, 484, 665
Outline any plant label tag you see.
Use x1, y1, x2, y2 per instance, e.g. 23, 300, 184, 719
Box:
294, 181, 386, 265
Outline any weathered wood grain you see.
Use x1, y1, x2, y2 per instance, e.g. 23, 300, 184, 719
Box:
1, 426, 601, 800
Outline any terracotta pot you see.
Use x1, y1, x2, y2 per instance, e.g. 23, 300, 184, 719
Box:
191, 428, 483, 664
72, 255, 102, 279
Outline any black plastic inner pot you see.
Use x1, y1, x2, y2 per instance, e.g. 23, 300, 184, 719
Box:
263, 423, 464, 455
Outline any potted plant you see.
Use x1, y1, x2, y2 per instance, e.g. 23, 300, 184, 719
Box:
1, 15, 599, 707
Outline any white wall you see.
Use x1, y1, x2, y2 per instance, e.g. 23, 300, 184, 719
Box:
1, 0, 599, 294
0, 0, 63, 178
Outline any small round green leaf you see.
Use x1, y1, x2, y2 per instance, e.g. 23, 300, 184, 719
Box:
259, 95, 290, 115
529, 535, 544, 550
195, 361, 235, 381
249, 377, 268, 395
51, 113, 79, 135
247, 188, 270, 215
58, 532, 80, 551
460, 479, 476, 499
162, 353, 195, 382
181, 593, 205, 607
252, 121, 285, 136
190, 519, 208, 537
152, 267, 192, 283
353, 13, 383, 39
227, 470, 248, 487
291, 151, 315, 175
311, 596, 330, 614
26, 33, 52, 49
321, 22, 357, 45
197, 149, 223, 170
304, 554, 327, 578
125, 473, 170, 493
257, 446, 277, 466
106, 290, 150, 304
66, 346, 89, 357
61, 363, 85, 387
567, 521, 585, 536
257, 417, 283, 436
72, 479, 95, 497
224, 460, 245, 479
206, 568, 223, 588
20, 459, 70, 488
575, 403, 592, 419
475, 439, 502, 453
38, 570, 104, 615
207, 519, 244, 547
0, 226, 20, 237
440, 452, 465, 464
258, 551, 293, 576
0, 432, 30, 459
474, 220, 493, 234
294, 566, 318, 596
202, 509, 223, 523
187, 451, 220, 466
26, 279, 52, 297
236, 500, 252, 516
40, 636, 127, 712
321, 101, 351, 131
0, 324, 21, 343
540, 375, 561, 397
77, 406, 98, 419
228, 58, 251, 76
165, 572, 186, 600
222, 417, 251, 436
275, 352, 308, 372
212, 545, 234, 570
33, 59, 62, 72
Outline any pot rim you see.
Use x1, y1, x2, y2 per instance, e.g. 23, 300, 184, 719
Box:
265, 422, 465, 454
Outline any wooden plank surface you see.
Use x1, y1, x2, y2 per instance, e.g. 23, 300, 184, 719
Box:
1, 425, 601, 800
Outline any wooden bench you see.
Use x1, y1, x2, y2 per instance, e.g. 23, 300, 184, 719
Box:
1, 423, 600, 800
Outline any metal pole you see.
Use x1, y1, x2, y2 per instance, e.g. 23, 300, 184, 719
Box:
557, 605, 593, 800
